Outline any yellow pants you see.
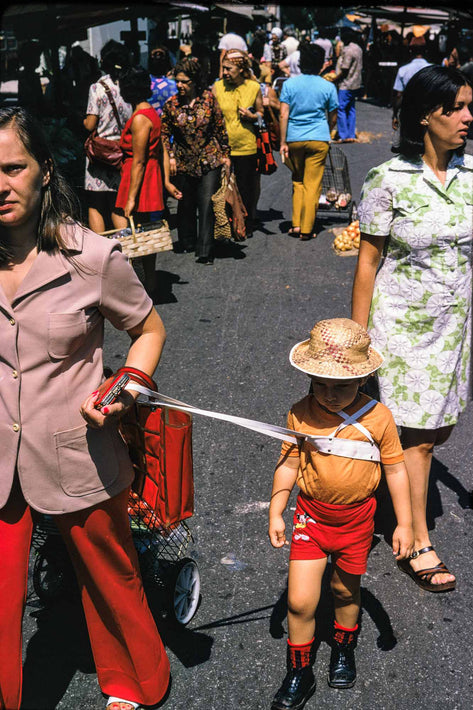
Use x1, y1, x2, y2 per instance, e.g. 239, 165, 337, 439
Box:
287, 141, 330, 234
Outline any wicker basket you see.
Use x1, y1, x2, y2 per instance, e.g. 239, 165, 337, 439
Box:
101, 215, 173, 259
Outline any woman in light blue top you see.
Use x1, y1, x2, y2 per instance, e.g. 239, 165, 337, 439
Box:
279, 43, 338, 239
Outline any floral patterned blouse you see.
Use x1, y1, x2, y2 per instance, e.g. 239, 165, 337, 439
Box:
84, 74, 132, 192
160, 90, 230, 177
358, 153, 473, 429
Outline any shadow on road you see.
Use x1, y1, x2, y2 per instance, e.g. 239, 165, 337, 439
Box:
374, 455, 472, 548
21, 582, 213, 709
213, 240, 247, 260
152, 269, 188, 305
22, 598, 95, 710
268, 564, 397, 658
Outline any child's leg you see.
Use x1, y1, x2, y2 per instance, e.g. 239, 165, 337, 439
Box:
287, 558, 327, 643
271, 559, 326, 709
330, 565, 361, 629
328, 565, 360, 689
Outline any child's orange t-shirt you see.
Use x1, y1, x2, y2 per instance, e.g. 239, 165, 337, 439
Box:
280, 393, 404, 505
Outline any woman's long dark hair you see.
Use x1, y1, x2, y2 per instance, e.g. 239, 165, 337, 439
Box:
0, 107, 80, 266
399, 65, 470, 157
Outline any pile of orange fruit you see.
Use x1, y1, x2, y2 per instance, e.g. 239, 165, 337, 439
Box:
333, 220, 360, 252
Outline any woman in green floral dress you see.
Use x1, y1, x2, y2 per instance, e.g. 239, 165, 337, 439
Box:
352, 66, 473, 592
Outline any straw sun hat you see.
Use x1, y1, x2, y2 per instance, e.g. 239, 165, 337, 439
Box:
290, 318, 383, 379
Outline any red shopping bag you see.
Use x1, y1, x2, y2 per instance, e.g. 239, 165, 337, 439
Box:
256, 124, 278, 175
120, 402, 194, 527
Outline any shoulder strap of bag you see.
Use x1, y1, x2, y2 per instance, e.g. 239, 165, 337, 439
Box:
98, 78, 123, 130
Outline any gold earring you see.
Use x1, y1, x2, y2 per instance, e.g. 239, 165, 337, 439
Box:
421, 118, 429, 126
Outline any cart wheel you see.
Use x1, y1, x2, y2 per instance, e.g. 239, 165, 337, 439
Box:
33, 549, 70, 604
168, 558, 201, 625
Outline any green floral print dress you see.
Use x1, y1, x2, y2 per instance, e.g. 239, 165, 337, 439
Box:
358, 153, 473, 429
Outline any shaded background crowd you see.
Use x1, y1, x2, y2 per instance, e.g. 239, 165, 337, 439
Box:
1, 5, 473, 281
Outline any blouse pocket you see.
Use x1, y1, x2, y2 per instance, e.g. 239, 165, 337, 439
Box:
54, 424, 119, 496
48, 311, 88, 360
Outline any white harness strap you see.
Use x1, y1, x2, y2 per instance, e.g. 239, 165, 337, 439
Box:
332, 400, 377, 443
126, 384, 381, 463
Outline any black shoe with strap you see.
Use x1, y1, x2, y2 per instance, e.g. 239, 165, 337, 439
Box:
328, 627, 356, 689
271, 666, 315, 710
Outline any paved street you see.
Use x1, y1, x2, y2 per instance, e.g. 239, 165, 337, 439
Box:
21, 100, 473, 710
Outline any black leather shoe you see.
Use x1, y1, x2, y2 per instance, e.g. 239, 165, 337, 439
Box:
327, 642, 356, 688
271, 666, 315, 709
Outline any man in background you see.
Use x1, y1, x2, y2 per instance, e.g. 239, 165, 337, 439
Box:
281, 26, 299, 57
391, 36, 430, 131
333, 28, 363, 142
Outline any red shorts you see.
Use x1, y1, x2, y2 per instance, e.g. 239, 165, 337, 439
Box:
289, 493, 376, 575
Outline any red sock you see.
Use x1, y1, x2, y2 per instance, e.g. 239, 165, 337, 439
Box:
334, 620, 358, 645
287, 638, 314, 669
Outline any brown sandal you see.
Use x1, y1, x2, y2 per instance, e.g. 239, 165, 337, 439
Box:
397, 546, 456, 593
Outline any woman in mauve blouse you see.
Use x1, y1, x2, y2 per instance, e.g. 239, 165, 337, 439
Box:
161, 56, 231, 264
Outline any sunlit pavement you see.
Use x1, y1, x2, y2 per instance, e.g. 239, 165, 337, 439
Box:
21, 100, 473, 710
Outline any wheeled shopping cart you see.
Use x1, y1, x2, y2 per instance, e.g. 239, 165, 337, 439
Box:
318, 145, 357, 222
31, 400, 200, 627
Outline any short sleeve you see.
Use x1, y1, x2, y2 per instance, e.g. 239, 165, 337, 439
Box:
99, 243, 153, 330
279, 80, 291, 104
280, 410, 299, 458
378, 407, 404, 464
392, 69, 403, 93
358, 165, 394, 237
86, 82, 101, 116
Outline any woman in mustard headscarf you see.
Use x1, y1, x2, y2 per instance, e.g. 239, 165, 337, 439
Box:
213, 49, 263, 237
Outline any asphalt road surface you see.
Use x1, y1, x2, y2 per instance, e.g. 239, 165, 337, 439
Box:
21, 100, 473, 710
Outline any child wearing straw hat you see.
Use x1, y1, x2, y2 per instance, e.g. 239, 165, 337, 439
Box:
269, 318, 414, 710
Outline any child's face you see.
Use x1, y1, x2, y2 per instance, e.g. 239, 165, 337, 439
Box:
310, 376, 366, 413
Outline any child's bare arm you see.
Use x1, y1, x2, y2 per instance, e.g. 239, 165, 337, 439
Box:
268, 454, 299, 548
384, 461, 414, 559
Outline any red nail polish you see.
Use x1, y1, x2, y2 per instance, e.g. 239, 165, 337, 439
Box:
91, 390, 99, 396
102, 406, 109, 414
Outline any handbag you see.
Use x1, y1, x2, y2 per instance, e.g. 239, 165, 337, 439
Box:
84, 79, 123, 169
119, 386, 194, 527
256, 120, 278, 176
225, 167, 247, 241
211, 166, 233, 241
262, 86, 281, 150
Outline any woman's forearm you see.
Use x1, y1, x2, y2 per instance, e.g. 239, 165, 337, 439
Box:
279, 103, 289, 143
125, 308, 166, 377
351, 235, 384, 328
127, 159, 146, 204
